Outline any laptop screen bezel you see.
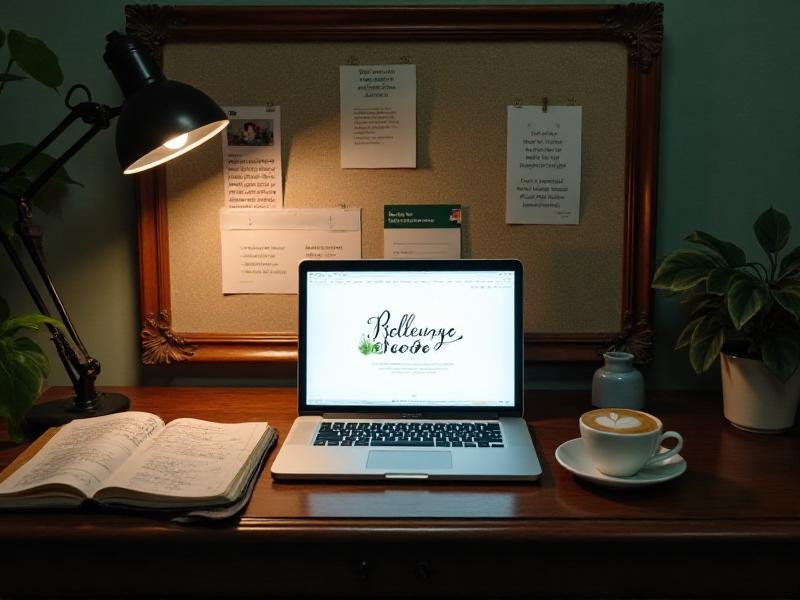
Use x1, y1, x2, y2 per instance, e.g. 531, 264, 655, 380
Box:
298, 259, 524, 417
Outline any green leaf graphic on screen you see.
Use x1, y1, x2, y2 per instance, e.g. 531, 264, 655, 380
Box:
358, 334, 380, 355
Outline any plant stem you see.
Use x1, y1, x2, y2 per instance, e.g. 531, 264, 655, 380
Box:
769, 251, 778, 281
746, 262, 769, 280
0, 58, 14, 96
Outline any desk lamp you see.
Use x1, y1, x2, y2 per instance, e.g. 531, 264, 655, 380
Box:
0, 32, 229, 428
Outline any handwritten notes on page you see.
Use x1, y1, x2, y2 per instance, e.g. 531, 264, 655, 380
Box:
340, 64, 416, 169
0, 412, 164, 499
222, 106, 283, 208
506, 105, 582, 224
220, 208, 362, 294
103, 420, 269, 499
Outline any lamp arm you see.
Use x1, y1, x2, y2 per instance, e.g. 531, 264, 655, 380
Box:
0, 109, 82, 189
0, 85, 121, 412
0, 227, 81, 390
15, 198, 94, 362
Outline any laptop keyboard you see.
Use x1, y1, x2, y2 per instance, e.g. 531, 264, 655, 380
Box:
313, 421, 504, 447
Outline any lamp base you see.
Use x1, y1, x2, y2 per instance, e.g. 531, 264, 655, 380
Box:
25, 392, 131, 431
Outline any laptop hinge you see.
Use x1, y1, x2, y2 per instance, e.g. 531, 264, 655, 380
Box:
321, 412, 500, 420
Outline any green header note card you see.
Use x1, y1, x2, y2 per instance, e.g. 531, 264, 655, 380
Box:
384, 204, 461, 259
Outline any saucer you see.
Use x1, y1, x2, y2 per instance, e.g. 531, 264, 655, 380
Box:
555, 438, 687, 488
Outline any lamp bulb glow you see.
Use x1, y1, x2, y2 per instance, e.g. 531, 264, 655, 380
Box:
163, 133, 189, 150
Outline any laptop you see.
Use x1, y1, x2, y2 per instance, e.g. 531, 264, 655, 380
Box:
270, 259, 542, 481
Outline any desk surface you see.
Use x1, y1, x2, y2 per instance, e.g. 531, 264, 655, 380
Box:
1, 387, 799, 598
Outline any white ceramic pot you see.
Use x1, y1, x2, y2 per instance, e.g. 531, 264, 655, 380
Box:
721, 352, 800, 433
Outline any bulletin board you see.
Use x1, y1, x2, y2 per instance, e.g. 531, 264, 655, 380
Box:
130, 4, 663, 366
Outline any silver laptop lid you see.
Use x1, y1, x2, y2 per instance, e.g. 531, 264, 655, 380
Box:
298, 259, 523, 417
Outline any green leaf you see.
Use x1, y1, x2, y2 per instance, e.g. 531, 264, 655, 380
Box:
773, 279, 800, 321
0, 321, 51, 441
0, 143, 82, 189
686, 231, 746, 267
706, 267, 741, 295
727, 278, 770, 329
0, 297, 8, 323
689, 313, 726, 374
754, 207, 791, 254
14, 337, 49, 378
7, 30, 63, 89
652, 250, 719, 292
0, 73, 26, 83
0, 313, 62, 337
0, 29, 5, 49
779, 246, 800, 279
689, 295, 723, 317
675, 317, 702, 350
761, 333, 800, 383
0, 347, 43, 442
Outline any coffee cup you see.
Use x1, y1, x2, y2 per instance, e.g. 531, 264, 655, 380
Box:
579, 408, 683, 477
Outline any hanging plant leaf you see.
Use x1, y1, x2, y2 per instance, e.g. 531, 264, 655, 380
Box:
753, 207, 790, 254
0, 73, 26, 83
0, 312, 63, 337
0, 143, 82, 214
686, 231, 746, 267
761, 333, 800, 383
675, 317, 702, 350
779, 247, 800, 279
652, 250, 719, 292
727, 278, 769, 330
0, 143, 81, 188
0, 304, 58, 442
706, 267, 742, 295
6, 30, 63, 90
689, 313, 726, 374
773, 279, 800, 321
0, 347, 43, 442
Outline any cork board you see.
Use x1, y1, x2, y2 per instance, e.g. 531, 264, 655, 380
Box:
132, 5, 662, 365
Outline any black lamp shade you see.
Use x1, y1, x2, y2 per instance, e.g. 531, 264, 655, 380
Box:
104, 32, 228, 175
116, 80, 228, 174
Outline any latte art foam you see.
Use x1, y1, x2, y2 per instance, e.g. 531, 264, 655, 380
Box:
580, 408, 659, 434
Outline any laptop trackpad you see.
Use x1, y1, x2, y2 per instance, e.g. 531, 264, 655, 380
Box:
367, 450, 453, 471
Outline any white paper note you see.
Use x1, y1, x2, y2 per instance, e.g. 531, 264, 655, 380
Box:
506, 105, 582, 224
222, 106, 283, 208
340, 64, 416, 169
220, 208, 362, 294
383, 204, 462, 259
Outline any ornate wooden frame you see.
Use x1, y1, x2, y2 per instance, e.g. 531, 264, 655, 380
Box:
128, 3, 662, 366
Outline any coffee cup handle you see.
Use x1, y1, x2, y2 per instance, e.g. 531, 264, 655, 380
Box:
643, 431, 683, 468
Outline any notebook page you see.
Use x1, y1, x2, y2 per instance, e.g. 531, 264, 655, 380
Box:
100, 419, 268, 499
0, 412, 164, 498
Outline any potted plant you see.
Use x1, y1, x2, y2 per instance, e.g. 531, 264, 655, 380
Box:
652, 207, 800, 432
0, 297, 62, 441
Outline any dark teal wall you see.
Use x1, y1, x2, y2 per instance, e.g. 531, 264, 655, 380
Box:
1, 0, 798, 390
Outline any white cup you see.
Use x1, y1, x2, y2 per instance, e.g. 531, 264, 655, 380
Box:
579, 408, 683, 477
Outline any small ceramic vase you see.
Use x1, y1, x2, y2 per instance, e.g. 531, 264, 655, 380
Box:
592, 351, 645, 410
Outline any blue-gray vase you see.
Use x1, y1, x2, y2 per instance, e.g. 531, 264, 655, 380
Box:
591, 351, 645, 410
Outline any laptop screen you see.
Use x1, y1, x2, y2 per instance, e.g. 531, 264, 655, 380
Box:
299, 260, 522, 415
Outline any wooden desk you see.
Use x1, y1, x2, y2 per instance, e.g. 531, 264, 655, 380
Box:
1, 387, 798, 598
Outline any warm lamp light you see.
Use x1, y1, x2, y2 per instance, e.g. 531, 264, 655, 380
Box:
102, 31, 229, 173
0, 32, 228, 430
